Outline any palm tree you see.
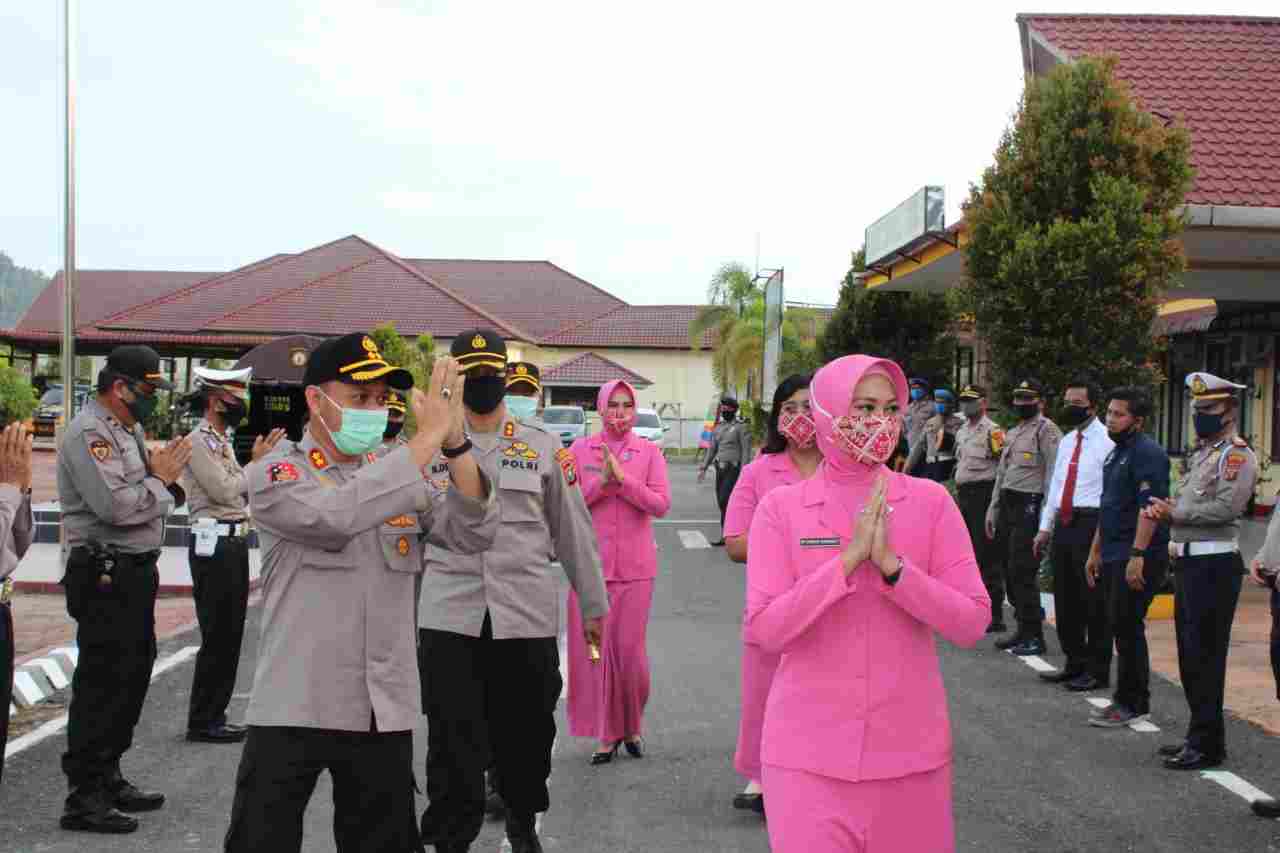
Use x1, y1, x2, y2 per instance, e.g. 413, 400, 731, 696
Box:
689, 262, 764, 396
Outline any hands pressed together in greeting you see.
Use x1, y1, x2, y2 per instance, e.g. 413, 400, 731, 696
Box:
840, 475, 899, 581
601, 445, 625, 486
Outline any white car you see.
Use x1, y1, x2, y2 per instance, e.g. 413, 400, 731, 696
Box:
632, 408, 669, 443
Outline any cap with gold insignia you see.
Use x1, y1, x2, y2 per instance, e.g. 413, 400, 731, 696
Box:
387, 390, 407, 415
506, 361, 541, 393
193, 365, 252, 401
1011, 378, 1044, 401
303, 332, 413, 390
106, 345, 175, 390
1185, 371, 1246, 402
958, 385, 986, 400
450, 328, 508, 374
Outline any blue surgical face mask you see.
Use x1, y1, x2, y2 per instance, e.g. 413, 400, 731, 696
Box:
910, 388, 925, 402
316, 389, 388, 456
935, 402, 948, 415
505, 395, 538, 422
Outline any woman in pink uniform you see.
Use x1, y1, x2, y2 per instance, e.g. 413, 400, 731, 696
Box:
745, 354, 989, 852
723, 373, 821, 816
567, 380, 671, 764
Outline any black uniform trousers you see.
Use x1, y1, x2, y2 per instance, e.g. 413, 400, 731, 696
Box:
61, 549, 159, 791
187, 534, 250, 731
1173, 552, 1243, 758
1101, 555, 1167, 716
224, 723, 422, 853
926, 459, 957, 483
994, 490, 1045, 634
418, 614, 561, 847
715, 463, 741, 531
956, 481, 1003, 624
1, 599, 12, 787
1051, 512, 1110, 680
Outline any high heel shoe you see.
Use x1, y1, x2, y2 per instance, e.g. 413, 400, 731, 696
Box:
624, 738, 644, 759
590, 742, 622, 765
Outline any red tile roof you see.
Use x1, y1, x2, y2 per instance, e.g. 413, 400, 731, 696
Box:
541, 304, 716, 349
541, 352, 653, 388
405, 260, 626, 340
1019, 14, 1280, 207
18, 270, 217, 333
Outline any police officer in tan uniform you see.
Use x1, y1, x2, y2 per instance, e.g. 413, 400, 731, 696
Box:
418, 328, 607, 853
179, 366, 284, 744
504, 361, 543, 426
985, 378, 1062, 656
698, 396, 751, 546
904, 377, 935, 475
58, 345, 193, 833
954, 385, 1006, 631
906, 387, 964, 482
224, 333, 499, 853
383, 390, 409, 448
1146, 371, 1257, 771
0, 420, 34, 786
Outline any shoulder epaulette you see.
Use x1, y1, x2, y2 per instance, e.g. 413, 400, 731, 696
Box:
1232, 436, 1249, 448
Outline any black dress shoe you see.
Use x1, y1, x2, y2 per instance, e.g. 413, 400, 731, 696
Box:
1158, 742, 1186, 757
590, 741, 621, 765
1163, 747, 1223, 770
994, 633, 1025, 651
985, 621, 1007, 634
733, 792, 766, 814
61, 790, 140, 834
624, 738, 644, 758
1064, 674, 1106, 692
187, 723, 248, 743
1038, 668, 1085, 684
1252, 797, 1280, 818
109, 780, 166, 813
506, 814, 543, 853
1008, 637, 1047, 656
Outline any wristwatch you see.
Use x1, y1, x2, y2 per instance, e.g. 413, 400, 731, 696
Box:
441, 437, 473, 459
1130, 547, 1146, 558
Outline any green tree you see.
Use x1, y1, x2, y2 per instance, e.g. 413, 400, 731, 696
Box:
778, 306, 825, 379
819, 248, 956, 386
689, 262, 765, 397
960, 57, 1192, 403
0, 252, 51, 328
370, 322, 437, 436
0, 359, 37, 424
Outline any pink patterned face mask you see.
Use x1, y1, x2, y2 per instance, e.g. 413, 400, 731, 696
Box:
605, 408, 634, 435
830, 412, 901, 466
778, 411, 816, 448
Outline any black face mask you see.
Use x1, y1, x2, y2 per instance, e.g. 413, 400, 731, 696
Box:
463, 375, 506, 415
1013, 403, 1039, 420
721, 409, 737, 422
220, 398, 247, 426
1193, 411, 1226, 440
1107, 427, 1133, 444
384, 420, 405, 440
1062, 405, 1092, 427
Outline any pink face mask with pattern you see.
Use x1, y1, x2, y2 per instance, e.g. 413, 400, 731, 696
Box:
778, 411, 817, 449
812, 394, 900, 466
605, 408, 634, 435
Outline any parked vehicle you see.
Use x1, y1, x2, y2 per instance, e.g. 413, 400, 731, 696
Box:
541, 405, 588, 447
32, 383, 91, 439
632, 408, 670, 443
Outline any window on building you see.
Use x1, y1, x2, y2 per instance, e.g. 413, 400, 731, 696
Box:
953, 346, 975, 391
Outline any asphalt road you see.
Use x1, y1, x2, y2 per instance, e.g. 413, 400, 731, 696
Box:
4, 463, 1280, 852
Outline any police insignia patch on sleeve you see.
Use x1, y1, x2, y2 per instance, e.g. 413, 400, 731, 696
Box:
88, 438, 112, 462
1224, 450, 1247, 481
555, 448, 578, 486
268, 462, 300, 483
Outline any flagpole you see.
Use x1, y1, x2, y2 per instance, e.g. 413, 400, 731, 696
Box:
61, 0, 77, 422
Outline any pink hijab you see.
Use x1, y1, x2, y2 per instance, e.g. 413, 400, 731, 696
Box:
810, 354, 909, 481
597, 379, 637, 450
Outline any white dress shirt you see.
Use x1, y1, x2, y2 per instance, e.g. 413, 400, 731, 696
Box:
1039, 416, 1114, 532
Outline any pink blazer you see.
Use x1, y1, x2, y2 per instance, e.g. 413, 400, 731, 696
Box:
571, 431, 671, 582
745, 467, 990, 783
723, 451, 804, 539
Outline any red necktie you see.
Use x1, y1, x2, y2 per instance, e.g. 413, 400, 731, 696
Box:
1059, 431, 1084, 526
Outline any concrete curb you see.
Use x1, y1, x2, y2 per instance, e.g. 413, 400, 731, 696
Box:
10, 646, 80, 713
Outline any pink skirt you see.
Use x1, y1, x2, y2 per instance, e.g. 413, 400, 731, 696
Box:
567, 580, 655, 743
734, 640, 781, 782
762, 763, 954, 853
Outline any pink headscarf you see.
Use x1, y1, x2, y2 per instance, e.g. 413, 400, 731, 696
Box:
810, 354, 909, 482
597, 379, 637, 449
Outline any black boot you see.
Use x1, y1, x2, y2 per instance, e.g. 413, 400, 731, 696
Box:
993, 630, 1024, 650
105, 771, 166, 813
60, 788, 139, 834
506, 813, 544, 853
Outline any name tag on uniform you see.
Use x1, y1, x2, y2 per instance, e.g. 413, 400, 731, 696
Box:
800, 537, 841, 549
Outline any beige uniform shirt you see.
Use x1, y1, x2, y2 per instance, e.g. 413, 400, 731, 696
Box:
954, 416, 1003, 486
0, 485, 33, 581
58, 397, 176, 554
245, 432, 498, 732
1171, 436, 1258, 544
419, 418, 608, 640
905, 398, 936, 453
906, 413, 965, 471
703, 420, 751, 471
181, 418, 248, 521
986, 414, 1062, 522
1258, 501, 1280, 568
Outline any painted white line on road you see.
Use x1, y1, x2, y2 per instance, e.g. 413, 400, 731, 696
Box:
678, 530, 711, 550
1129, 720, 1161, 733
654, 519, 721, 525
1202, 770, 1274, 804
1087, 697, 1111, 709
1015, 655, 1057, 673
5, 646, 200, 762
51, 646, 79, 667
33, 658, 70, 691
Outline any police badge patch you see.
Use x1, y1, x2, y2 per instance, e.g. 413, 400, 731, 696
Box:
268, 462, 300, 483
88, 438, 112, 462
556, 448, 578, 486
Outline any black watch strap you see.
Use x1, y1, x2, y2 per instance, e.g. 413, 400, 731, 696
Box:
441, 438, 472, 459
1130, 546, 1146, 558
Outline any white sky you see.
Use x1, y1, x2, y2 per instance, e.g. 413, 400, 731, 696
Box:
2, 2, 1274, 308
